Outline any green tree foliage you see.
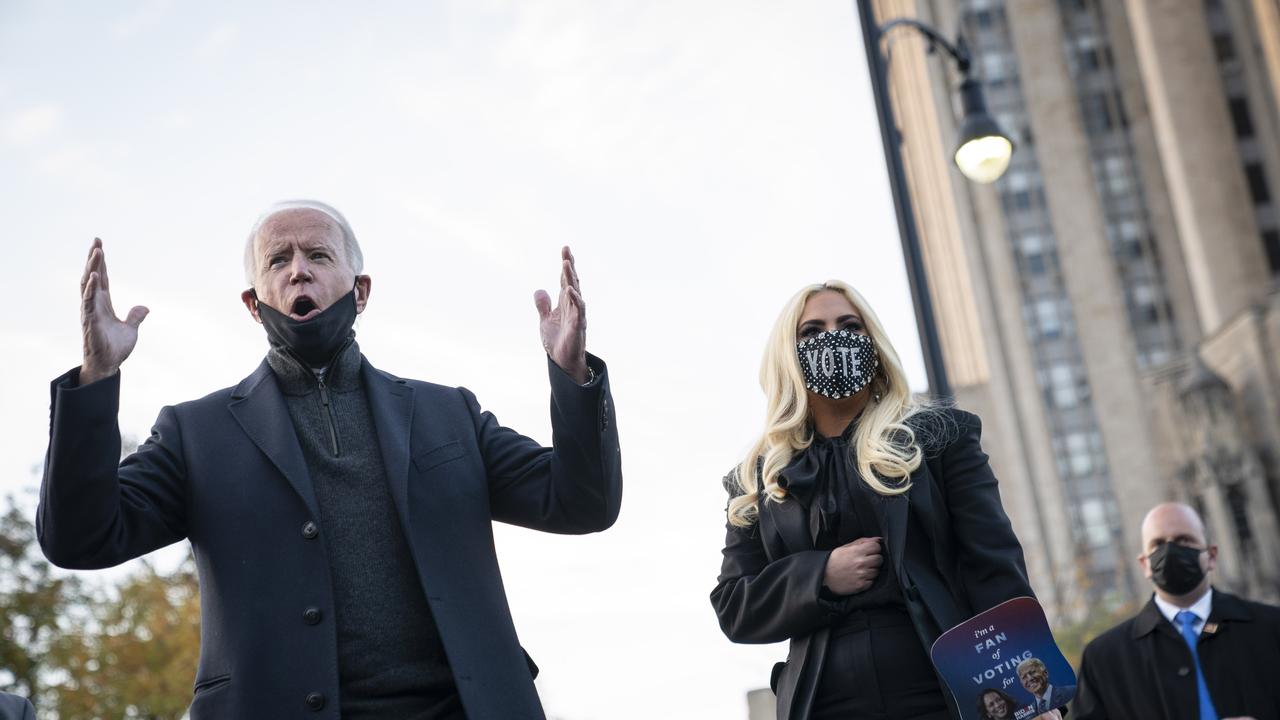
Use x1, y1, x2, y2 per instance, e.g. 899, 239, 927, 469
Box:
0, 495, 200, 719
0, 497, 84, 706
46, 559, 200, 720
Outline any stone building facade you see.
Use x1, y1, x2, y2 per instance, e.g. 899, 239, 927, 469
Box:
868, 0, 1280, 618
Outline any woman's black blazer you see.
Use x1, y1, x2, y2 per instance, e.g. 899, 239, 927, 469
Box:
711, 408, 1035, 720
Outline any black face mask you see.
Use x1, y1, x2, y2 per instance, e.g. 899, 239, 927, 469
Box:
796, 330, 879, 399
254, 287, 357, 367
1148, 542, 1207, 595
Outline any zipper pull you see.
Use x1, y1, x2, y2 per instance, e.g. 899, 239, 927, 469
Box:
317, 378, 340, 456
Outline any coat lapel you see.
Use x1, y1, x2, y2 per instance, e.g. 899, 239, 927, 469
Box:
878, 491, 909, 576
765, 492, 813, 555
363, 360, 415, 529
1131, 597, 1179, 641
228, 360, 319, 518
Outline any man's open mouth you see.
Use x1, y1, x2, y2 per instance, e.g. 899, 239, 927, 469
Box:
290, 297, 320, 321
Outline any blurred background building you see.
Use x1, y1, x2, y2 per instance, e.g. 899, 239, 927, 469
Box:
868, 0, 1280, 619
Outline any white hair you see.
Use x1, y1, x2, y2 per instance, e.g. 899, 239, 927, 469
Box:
243, 199, 364, 287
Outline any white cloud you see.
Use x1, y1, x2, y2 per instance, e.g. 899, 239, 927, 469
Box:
110, 0, 172, 39
196, 22, 239, 61
3, 104, 62, 146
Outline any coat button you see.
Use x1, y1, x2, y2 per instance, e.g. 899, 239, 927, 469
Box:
303, 607, 322, 625
305, 692, 325, 711
1178, 666, 1191, 677
302, 521, 319, 539
905, 585, 921, 602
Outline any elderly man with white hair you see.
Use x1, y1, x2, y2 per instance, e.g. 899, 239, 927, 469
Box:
37, 201, 623, 719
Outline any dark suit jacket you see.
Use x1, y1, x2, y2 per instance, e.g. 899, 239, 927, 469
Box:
37, 353, 622, 720
0, 693, 35, 720
1032, 684, 1075, 712
1075, 590, 1280, 720
711, 408, 1033, 720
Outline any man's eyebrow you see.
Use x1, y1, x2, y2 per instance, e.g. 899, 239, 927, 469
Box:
261, 236, 337, 256
260, 241, 290, 257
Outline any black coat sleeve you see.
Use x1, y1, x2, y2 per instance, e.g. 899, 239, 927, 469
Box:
1072, 639, 1110, 720
709, 476, 839, 645
464, 353, 622, 535
37, 369, 187, 570
937, 410, 1034, 612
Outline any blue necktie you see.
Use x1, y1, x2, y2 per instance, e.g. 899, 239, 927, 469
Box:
1175, 610, 1218, 720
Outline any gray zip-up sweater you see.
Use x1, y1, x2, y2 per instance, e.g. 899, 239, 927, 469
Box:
268, 340, 463, 719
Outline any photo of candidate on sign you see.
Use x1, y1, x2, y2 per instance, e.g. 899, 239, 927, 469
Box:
931, 597, 1076, 720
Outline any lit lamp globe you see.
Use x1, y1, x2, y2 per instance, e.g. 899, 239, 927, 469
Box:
952, 78, 1013, 184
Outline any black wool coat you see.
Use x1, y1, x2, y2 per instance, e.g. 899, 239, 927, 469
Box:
1074, 590, 1280, 720
37, 353, 622, 720
711, 408, 1034, 720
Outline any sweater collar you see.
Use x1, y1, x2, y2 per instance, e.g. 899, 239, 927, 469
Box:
266, 338, 362, 396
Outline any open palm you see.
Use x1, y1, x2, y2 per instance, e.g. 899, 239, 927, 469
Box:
534, 246, 587, 383
80, 238, 148, 385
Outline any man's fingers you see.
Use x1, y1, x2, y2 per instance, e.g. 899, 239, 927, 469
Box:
97, 243, 111, 290
566, 285, 585, 314
81, 244, 102, 293
563, 246, 579, 290
124, 305, 149, 329
533, 289, 553, 319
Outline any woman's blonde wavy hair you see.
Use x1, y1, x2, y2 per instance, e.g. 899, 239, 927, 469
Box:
727, 280, 936, 528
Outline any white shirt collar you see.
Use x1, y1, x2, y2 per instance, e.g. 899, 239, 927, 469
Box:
1153, 586, 1214, 628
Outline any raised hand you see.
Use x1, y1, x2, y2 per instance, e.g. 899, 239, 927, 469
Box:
534, 246, 588, 383
823, 536, 884, 595
80, 238, 148, 385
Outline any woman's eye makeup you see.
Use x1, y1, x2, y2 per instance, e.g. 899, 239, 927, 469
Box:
798, 318, 862, 337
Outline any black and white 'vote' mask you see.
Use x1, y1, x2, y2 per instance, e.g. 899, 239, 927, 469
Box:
796, 330, 879, 399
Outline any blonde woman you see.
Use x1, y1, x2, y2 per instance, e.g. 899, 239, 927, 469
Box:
711, 281, 1036, 720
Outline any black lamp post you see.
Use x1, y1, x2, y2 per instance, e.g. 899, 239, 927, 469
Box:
855, 1, 1014, 398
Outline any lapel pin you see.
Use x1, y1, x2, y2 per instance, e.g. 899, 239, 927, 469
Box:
1202, 622, 1218, 634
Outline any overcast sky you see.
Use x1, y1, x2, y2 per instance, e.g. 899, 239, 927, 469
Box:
0, 1, 929, 717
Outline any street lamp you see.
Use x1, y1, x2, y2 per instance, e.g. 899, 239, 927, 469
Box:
954, 78, 1014, 182
855, 2, 1015, 398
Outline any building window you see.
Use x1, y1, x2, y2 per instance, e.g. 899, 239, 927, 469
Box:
1229, 97, 1255, 138
1081, 497, 1111, 547
1226, 484, 1253, 544
1245, 164, 1272, 205
1213, 33, 1236, 62
1051, 363, 1078, 407
1114, 92, 1129, 128
983, 54, 1009, 82
1002, 189, 1034, 213
1097, 155, 1130, 194
1037, 298, 1062, 339
1081, 93, 1112, 133
1262, 229, 1280, 274
1067, 433, 1093, 476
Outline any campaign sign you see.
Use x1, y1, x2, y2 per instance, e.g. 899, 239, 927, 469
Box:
930, 597, 1076, 720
